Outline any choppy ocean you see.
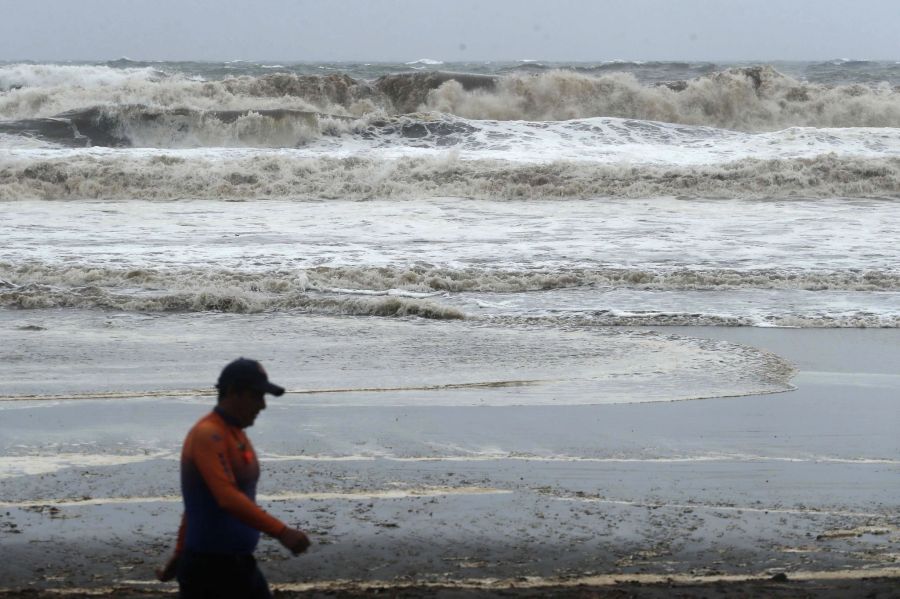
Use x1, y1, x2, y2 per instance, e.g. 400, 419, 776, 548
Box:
1, 59, 898, 331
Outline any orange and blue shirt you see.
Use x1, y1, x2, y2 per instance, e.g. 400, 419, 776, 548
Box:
176, 407, 285, 555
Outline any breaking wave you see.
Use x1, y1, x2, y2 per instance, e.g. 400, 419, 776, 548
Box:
420, 67, 900, 130
0, 262, 465, 318
3, 152, 899, 200
6, 106, 899, 165
4, 263, 898, 294
2, 64, 900, 136
27, 106, 336, 148
2, 262, 898, 327
3, 283, 896, 328
0, 284, 464, 319
311, 266, 900, 293
0, 65, 377, 120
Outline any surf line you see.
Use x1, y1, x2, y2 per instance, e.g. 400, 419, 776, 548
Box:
0, 486, 512, 508
26, 567, 900, 594
275, 568, 900, 590
0, 379, 545, 402
275, 567, 900, 590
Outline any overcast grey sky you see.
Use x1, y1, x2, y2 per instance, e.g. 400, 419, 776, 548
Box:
1, 0, 897, 62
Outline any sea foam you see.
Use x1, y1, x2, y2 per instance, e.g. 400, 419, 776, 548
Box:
3, 152, 899, 200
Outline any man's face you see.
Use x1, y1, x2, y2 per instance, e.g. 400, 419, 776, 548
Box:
233, 388, 266, 428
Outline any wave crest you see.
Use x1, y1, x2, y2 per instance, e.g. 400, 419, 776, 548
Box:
422, 67, 900, 130
3, 262, 897, 327
3, 153, 899, 201
0, 283, 465, 319
3, 64, 900, 132
3, 262, 898, 297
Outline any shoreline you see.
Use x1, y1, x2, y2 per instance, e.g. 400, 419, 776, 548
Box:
3, 569, 900, 598
1, 325, 897, 597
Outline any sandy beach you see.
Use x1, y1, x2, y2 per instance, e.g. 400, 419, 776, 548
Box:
1, 321, 897, 597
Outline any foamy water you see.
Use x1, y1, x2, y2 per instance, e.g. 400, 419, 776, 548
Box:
2, 196, 897, 326
1, 62, 898, 411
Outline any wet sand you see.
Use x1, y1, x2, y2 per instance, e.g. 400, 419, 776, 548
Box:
2, 573, 900, 598
1, 324, 897, 597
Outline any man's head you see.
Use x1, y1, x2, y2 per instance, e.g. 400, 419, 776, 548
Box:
215, 358, 285, 428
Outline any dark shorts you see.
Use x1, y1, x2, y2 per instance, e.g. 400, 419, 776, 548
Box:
177, 552, 272, 599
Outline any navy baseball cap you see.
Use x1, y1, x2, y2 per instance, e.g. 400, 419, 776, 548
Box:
216, 358, 285, 396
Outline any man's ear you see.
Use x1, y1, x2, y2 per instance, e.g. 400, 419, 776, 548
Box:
217, 384, 233, 404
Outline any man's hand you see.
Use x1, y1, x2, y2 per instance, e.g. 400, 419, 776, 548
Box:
278, 527, 311, 555
155, 554, 179, 582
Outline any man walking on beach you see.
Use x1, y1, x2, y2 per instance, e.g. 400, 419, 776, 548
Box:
157, 358, 310, 598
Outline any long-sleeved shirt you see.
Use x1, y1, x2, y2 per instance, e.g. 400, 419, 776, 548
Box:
176, 407, 285, 555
